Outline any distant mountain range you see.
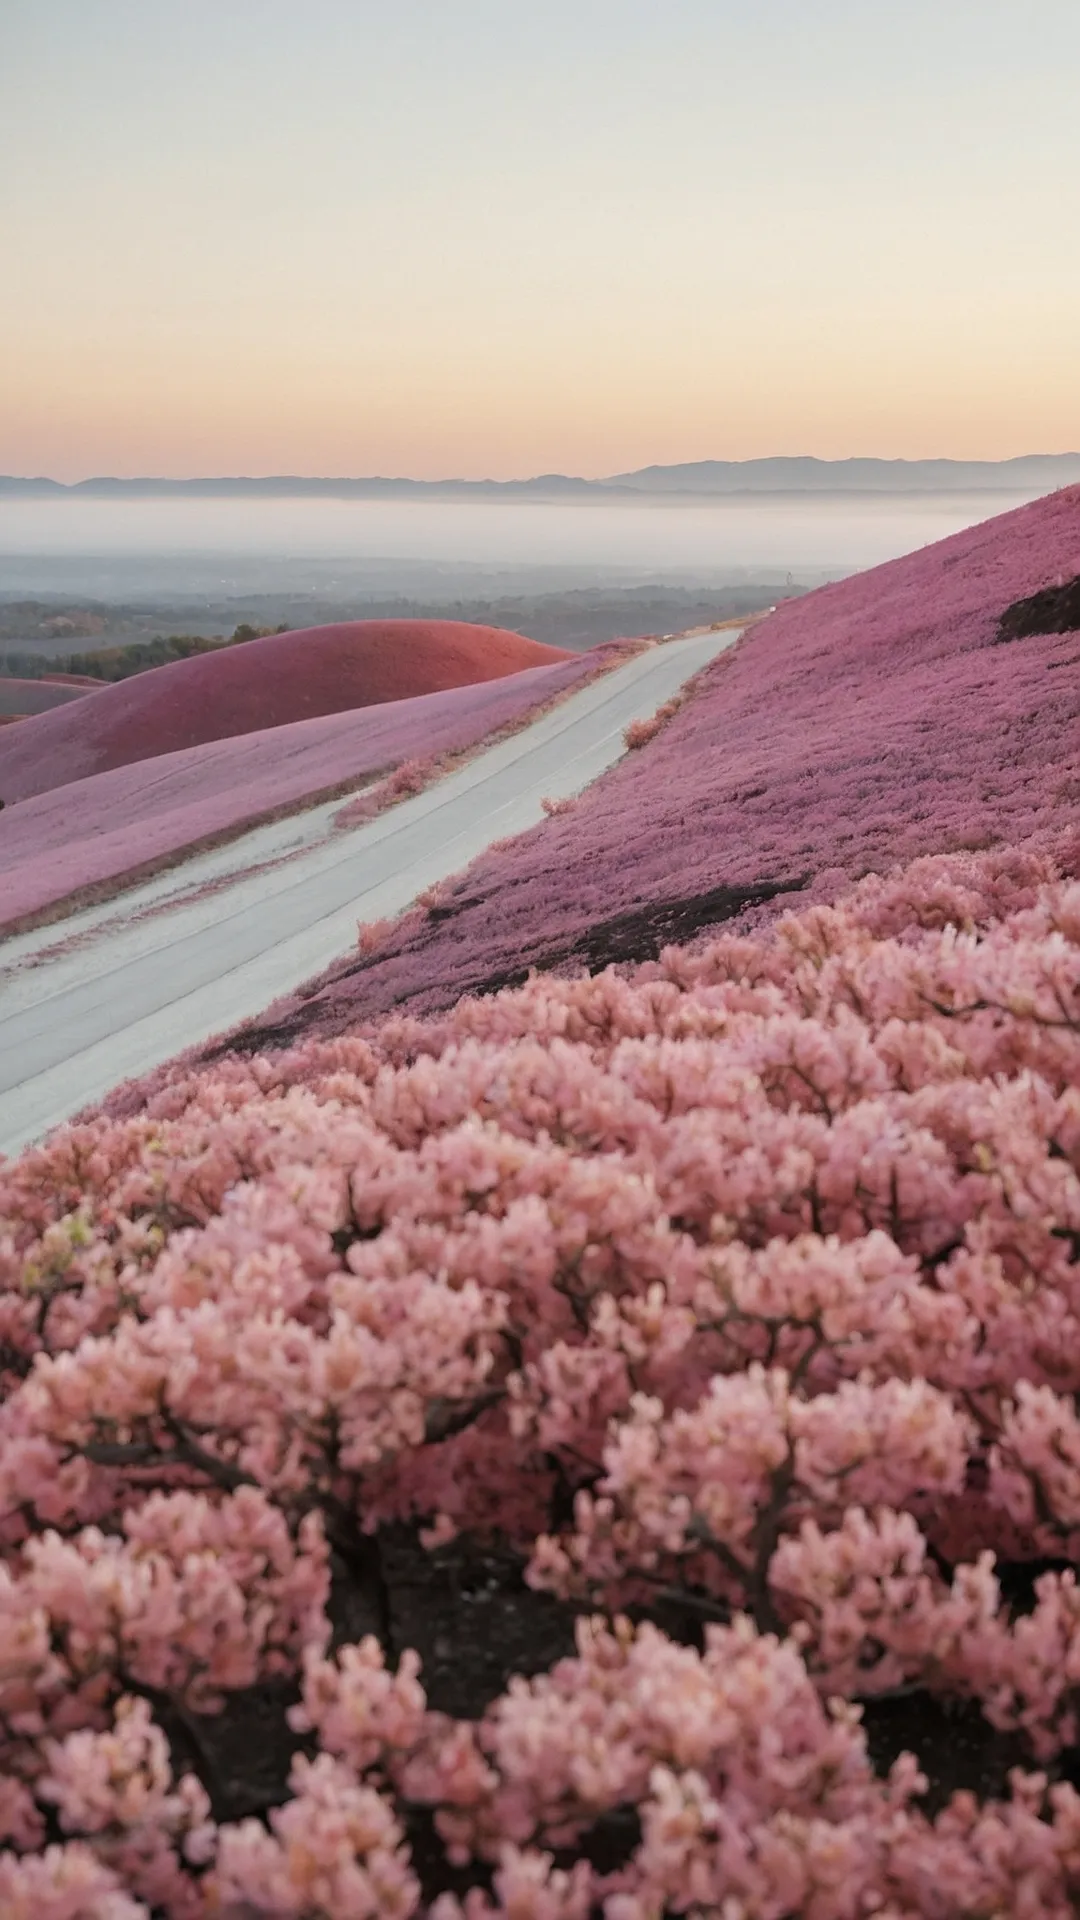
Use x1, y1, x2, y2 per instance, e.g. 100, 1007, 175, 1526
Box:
605, 455, 1080, 495
3, 455, 1080, 501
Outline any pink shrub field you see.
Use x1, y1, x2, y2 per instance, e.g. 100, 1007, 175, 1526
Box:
225, 486, 1080, 1052
0, 652, 603, 934
5, 836, 1080, 1912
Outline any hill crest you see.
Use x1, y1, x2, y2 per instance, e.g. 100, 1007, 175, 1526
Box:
0, 618, 570, 802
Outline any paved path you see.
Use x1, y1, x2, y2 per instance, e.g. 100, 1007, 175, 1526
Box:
0, 628, 739, 1156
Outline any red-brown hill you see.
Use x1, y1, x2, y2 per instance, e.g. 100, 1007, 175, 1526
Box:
0, 619, 571, 802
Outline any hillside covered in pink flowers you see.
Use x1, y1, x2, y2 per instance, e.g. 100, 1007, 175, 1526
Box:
213, 485, 1080, 1057
3, 488, 1080, 1915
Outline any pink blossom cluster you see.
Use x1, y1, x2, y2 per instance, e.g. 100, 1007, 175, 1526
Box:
3, 839, 1080, 1909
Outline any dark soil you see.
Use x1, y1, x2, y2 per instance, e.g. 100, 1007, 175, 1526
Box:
995, 573, 1080, 643
546, 875, 810, 972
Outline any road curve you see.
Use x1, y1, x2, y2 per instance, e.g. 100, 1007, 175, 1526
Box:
0, 628, 740, 1157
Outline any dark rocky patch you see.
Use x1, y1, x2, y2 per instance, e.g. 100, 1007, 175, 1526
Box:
156, 1677, 304, 1823
454, 876, 809, 1003
561, 875, 808, 970
207, 1009, 322, 1059
994, 574, 1080, 643
202, 874, 808, 1061
432, 874, 808, 1003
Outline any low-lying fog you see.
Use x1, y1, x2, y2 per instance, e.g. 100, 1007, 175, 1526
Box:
0, 492, 1039, 600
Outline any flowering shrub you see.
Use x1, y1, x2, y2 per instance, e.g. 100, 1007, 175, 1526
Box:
356, 916, 400, 956
623, 692, 685, 750
3, 840, 1080, 1908
334, 757, 436, 831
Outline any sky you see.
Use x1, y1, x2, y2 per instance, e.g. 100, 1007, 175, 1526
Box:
2, 0, 1079, 481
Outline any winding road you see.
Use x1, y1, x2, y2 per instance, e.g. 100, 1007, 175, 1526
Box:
0, 627, 740, 1157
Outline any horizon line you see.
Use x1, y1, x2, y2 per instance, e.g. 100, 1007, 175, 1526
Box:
4, 451, 1080, 499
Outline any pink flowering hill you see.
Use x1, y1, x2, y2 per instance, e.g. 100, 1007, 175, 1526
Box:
5, 492, 1080, 1913
0, 650, 603, 934
224, 484, 1080, 1052
0, 619, 572, 802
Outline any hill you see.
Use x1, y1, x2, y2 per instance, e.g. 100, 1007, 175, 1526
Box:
0, 649, 605, 932
206, 484, 1080, 1054
607, 453, 1080, 494
0, 618, 570, 802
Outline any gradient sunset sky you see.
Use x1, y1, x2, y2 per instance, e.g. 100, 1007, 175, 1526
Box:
3, 0, 1079, 482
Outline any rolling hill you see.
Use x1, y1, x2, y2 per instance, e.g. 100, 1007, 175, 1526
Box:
0, 649, 605, 932
0, 618, 571, 802
0, 677, 96, 720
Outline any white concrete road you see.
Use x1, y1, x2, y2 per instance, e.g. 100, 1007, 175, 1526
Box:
0, 628, 740, 1157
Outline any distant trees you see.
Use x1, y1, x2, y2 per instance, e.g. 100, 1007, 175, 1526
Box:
67, 636, 227, 680
229, 621, 290, 644
0, 624, 290, 686
0, 651, 48, 680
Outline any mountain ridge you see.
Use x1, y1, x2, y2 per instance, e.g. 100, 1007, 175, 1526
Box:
3, 454, 1080, 501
